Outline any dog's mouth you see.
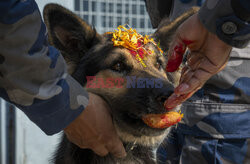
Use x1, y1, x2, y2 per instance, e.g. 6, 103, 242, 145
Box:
127, 112, 141, 120
94, 94, 145, 127
120, 112, 164, 136
120, 106, 182, 130
114, 109, 171, 137
95, 93, 180, 136
124, 112, 145, 125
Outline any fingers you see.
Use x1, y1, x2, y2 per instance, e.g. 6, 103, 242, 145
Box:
105, 136, 127, 158
91, 144, 109, 157
176, 56, 221, 95
164, 50, 226, 108
66, 134, 126, 158
164, 14, 232, 109
166, 36, 196, 73
90, 135, 126, 158
164, 91, 195, 109
64, 93, 127, 158
89, 134, 126, 158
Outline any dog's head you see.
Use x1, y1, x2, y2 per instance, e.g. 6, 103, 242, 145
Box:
43, 4, 198, 147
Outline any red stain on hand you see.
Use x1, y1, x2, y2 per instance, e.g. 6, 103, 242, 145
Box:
166, 40, 194, 72
182, 39, 193, 45
174, 44, 184, 54
166, 44, 185, 72
165, 39, 195, 108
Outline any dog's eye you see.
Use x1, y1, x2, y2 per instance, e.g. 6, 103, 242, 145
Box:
111, 62, 124, 72
155, 60, 163, 70
155, 62, 161, 69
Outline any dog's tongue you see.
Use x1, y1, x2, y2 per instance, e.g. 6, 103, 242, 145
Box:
142, 111, 183, 129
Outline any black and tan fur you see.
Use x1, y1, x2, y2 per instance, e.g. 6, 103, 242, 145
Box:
43, 4, 198, 164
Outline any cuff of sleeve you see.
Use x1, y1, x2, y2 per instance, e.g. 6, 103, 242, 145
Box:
17, 78, 89, 135
0, 89, 87, 136
20, 94, 88, 135
31, 105, 85, 135
198, 0, 250, 48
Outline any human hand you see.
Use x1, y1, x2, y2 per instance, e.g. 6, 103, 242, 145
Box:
64, 92, 126, 158
164, 13, 232, 109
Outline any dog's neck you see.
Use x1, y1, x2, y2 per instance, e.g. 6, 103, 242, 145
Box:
86, 142, 157, 164
114, 122, 169, 147
116, 142, 157, 164
55, 124, 168, 164
55, 135, 158, 164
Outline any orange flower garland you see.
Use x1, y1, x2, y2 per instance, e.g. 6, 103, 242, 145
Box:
109, 25, 163, 67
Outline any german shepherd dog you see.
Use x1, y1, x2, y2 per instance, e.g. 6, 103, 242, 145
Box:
43, 4, 198, 164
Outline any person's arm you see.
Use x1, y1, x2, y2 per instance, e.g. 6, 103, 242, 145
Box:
165, 0, 250, 108
0, 0, 126, 157
0, 0, 88, 135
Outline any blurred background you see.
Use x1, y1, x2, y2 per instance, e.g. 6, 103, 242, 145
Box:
0, 0, 153, 164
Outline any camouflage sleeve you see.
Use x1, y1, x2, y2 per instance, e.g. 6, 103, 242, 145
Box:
198, 0, 250, 48
0, 0, 89, 135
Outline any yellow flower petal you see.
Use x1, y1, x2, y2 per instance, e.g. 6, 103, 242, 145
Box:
110, 25, 164, 67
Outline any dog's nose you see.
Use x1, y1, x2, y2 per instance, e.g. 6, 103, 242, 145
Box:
154, 84, 174, 104
156, 95, 168, 104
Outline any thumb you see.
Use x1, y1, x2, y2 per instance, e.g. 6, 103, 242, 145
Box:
166, 16, 195, 73
166, 41, 186, 72
106, 136, 127, 158
166, 34, 194, 72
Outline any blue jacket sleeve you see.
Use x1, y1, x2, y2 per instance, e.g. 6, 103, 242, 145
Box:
0, 0, 89, 135
198, 0, 250, 48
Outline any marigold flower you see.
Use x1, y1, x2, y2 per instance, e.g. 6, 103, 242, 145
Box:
110, 25, 164, 67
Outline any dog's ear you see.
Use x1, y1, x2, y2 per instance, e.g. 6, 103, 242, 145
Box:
43, 3, 102, 74
153, 7, 199, 52
144, 0, 173, 28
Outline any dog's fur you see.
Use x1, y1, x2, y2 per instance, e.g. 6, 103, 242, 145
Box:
43, 4, 198, 164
